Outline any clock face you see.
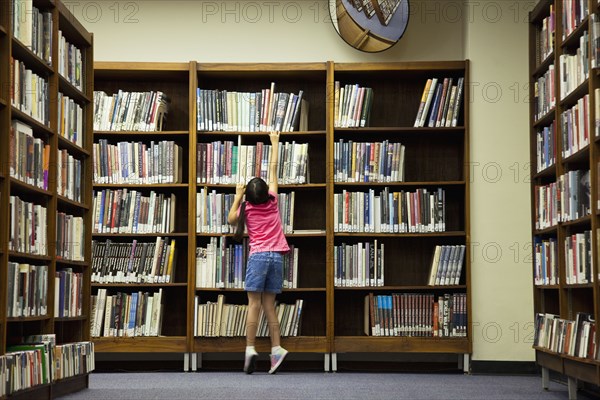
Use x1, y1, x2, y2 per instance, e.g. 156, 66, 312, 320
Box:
329, 0, 410, 53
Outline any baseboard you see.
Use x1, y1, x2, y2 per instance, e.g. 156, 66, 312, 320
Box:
471, 361, 539, 375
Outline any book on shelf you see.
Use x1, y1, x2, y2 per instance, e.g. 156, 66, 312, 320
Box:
334, 139, 405, 183
414, 77, 463, 128
334, 82, 373, 128
91, 288, 164, 337
55, 268, 83, 318
194, 294, 303, 337
8, 196, 48, 255
94, 90, 170, 132
94, 139, 183, 184
427, 245, 466, 286
335, 240, 384, 287
6, 262, 48, 318
91, 237, 177, 284
11, 58, 50, 125
197, 84, 307, 132
9, 119, 50, 190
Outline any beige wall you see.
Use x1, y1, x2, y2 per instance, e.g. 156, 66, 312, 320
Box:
465, 0, 533, 361
74, 0, 532, 362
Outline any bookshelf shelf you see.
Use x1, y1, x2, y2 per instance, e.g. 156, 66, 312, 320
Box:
196, 287, 326, 293
58, 75, 91, 105
560, 78, 590, 108
93, 336, 187, 353
193, 336, 328, 353
532, 53, 555, 78
560, 16, 589, 49
93, 183, 189, 189
6, 315, 51, 323
54, 316, 88, 322
7, 251, 52, 262
11, 38, 53, 75
334, 126, 465, 133
10, 107, 54, 136
334, 285, 467, 291
56, 259, 90, 267
561, 145, 590, 165
533, 165, 557, 180
92, 283, 188, 288
334, 231, 466, 238
333, 336, 470, 353
9, 177, 53, 196
199, 130, 327, 136
93, 130, 189, 136
533, 225, 558, 236
57, 195, 89, 211
57, 136, 90, 157
333, 181, 466, 187
533, 109, 556, 128
91, 232, 189, 238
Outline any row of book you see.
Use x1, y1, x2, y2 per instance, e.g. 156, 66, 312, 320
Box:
534, 237, 558, 286
535, 4, 554, 64
9, 119, 83, 200
334, 241, 384, 287
57, 149, 83, 203
196, 86, 307, 132
565, 230, 593, 285
91, 289, 164, 337
93, 139, 184, 184
6, 263, 48, 318
536, 122, 555, 173
11, 57, 50, 125
195, 237, 301, 289
9, 119, 50, 190
334, 140, 405, 183
534, 312, 596, 360
92, 189, 177, 234
333, 83, 373, 128
9, 196, 47, 255
560, 94, 589, 158
58, 92, 84, 147
364, 293, 467, 338
11, 0, 52, 64
56, 212, 84, 262
413, 77, 464, 128
197, 140, 309, 185
562, 0, 588, 40
93, 90, 169, 132
334, 187, 446, 233
58, 30, 83, 90
196, 190, 295, 234
91, 238, 177, 284
1, 336, 94, 397
194, 294, 303, 337
559, 31, 588, 100
427, 245, 466, 286
55, 268, 83, 318
534, 169, 590, 230
534, 65, 555, 121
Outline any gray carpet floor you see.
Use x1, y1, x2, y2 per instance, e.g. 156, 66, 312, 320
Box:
56, 372, 600, 400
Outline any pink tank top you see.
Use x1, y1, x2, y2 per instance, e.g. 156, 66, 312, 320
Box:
243, 191, 290, 255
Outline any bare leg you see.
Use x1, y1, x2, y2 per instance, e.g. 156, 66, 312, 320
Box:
246, 291, 262, 347
262, 292, 280, 348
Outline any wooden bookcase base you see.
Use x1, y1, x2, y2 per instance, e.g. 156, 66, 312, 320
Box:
4, 374, 89, 400
536, 349, 600, 400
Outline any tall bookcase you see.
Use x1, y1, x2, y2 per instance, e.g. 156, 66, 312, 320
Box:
91, 62, 193, 354
529, 0, 600, 398
0, 0, 94, 398
91, 60, 470, 372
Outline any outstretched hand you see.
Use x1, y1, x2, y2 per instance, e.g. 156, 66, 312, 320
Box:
235, 182, 246, 198
269, 131, 280, 144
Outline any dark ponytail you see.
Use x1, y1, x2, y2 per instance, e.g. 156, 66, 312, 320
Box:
234, 201, 246, 242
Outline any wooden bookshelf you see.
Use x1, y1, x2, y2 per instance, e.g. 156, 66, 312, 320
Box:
330, 61, 470, 371
91, 60, 470, 372
0, 0, 94, 398
529, 0, 600, 398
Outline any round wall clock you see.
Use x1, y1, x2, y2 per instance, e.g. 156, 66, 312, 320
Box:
330, 0, 410, 53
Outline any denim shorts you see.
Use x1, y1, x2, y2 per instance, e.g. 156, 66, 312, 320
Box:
245, 251, 283, 293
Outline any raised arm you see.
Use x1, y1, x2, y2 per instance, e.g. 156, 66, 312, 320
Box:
227, 182, 246, 225
268, 131, 280, 194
